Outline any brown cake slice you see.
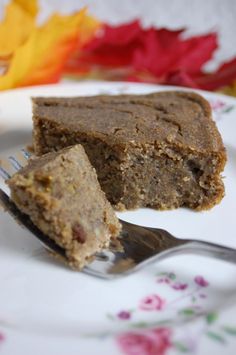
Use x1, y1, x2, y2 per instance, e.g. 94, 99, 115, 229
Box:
32, 91, 226, 211
7, 145, 121, 269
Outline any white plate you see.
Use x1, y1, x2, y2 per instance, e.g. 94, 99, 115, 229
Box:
0, 81, 236, 355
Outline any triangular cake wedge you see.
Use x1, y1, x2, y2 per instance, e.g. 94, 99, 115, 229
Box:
32, 91, 227, 211
8, 145, 121, 269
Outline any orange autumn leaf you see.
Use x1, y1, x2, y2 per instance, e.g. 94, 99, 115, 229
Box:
0, 1, 100, 90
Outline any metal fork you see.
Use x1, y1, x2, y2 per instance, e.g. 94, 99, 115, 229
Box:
1, 151, 236, 280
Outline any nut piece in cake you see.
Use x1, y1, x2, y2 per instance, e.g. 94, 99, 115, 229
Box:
32, 91, 226, 211
7, 144, 121, 269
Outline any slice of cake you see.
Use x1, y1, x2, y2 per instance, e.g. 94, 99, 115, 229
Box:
32, 91, 226, 211
7, 145, 121, 269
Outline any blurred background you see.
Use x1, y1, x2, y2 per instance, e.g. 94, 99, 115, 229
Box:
0, 0, 234, 69
0, 0, 235, 93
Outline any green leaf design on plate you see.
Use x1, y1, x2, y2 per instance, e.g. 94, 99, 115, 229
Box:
156, 271, 168, 276
168, 272, 176, 280
179, 308, 195, 316
206, 331, 226, 343
106, 313, 115, 320
222, 326, 236, 336
206, 312, 218, 324
131, 321, 147, 328
156, 271, 176, 279
222, 105, 234, 113
131, 319, 172, 329
173, 341, 189, 352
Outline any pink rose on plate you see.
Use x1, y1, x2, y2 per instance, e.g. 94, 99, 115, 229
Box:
117, 311, 131, 320
139, 294, 165, 311
194, 276, 209, 287
210, 100, 225, 111
0, 333, 5, 343
172, 282, 188, 291
157, 278, 170, 284
117, 327, 171, 355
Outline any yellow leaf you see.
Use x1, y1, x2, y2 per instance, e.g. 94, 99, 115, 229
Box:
0, 4, 100, 90
0, 0, 37, 57
13, 0, 38, 17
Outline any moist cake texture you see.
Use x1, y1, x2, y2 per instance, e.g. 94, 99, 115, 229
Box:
32, 91, 226, 211
7, 145, 121, 269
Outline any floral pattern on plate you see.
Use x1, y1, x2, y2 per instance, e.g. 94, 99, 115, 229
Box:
105, 271, 236, 354
210, 99, 234, 121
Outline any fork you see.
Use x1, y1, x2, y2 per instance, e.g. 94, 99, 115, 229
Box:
0, 151, 236, 280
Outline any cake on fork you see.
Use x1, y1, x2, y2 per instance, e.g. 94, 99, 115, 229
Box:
7, 144, 121, 269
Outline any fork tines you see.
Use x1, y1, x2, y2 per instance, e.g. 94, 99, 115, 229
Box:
0, 149, 30, 180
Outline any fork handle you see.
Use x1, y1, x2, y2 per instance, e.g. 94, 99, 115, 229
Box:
179, 240, 236, 264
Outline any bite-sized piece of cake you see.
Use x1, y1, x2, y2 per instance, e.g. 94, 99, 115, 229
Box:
7, 145, 121, 269
32, 91, 226, 211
